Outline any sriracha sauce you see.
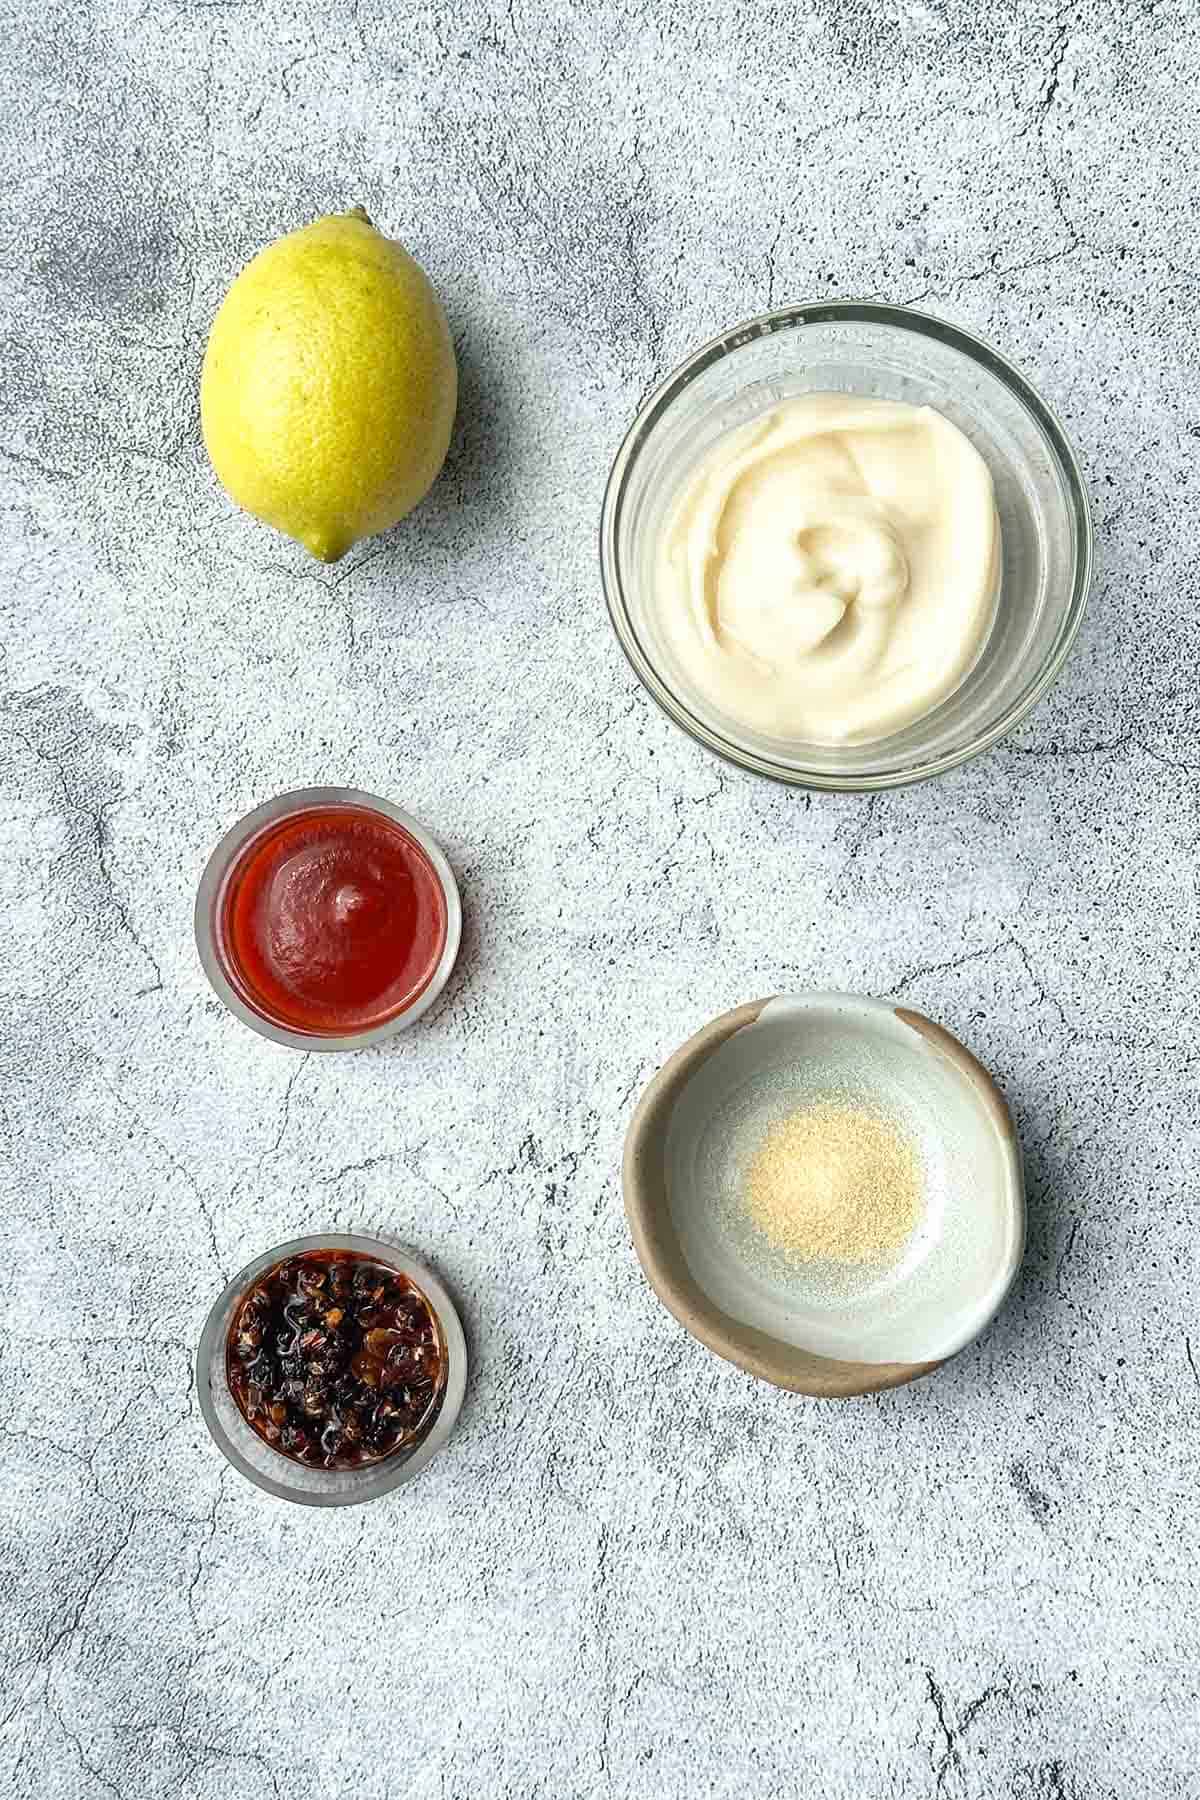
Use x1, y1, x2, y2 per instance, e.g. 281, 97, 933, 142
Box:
216, 804, 448, 1036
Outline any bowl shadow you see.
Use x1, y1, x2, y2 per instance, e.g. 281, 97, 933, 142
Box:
368, 854, 482, 1057
873, 1067, 1088, 1408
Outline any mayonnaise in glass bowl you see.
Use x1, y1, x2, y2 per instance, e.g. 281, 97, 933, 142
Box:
600, 302, 1093, 791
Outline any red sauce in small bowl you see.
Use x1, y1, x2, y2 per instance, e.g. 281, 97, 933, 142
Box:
216, 804, 449, 1036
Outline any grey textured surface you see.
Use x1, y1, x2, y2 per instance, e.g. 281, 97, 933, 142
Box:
1, 1, 1198, 1795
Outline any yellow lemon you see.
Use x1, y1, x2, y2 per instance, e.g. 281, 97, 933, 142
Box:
201, 208, 457, 563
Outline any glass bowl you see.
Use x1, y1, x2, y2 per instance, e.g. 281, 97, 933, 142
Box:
195, 786, 462, 1052
196, 1233, 468, 1506
600, 301, 1093, 790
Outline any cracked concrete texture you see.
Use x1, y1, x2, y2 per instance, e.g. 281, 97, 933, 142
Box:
1, 0, 1198, 1793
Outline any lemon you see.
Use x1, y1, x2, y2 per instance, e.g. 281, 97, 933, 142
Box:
201, 208, 457, 563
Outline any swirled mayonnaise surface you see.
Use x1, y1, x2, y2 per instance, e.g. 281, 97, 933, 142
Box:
654, 394, 1000, 745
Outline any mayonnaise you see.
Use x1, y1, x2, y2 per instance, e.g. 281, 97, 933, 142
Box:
654, 394, 999, 745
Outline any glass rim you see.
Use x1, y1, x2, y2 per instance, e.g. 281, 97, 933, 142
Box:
599, 298, 1095, 793
195, 1232, 469, 1506
194, 785, 463, 1051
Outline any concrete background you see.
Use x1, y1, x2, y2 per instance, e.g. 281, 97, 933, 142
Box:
2, 0, 1198, 1794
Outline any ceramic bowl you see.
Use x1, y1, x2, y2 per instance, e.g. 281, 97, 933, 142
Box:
623, 994, 1024, 1396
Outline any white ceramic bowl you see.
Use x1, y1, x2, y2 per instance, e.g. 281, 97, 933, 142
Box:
624, 994, 1025, 1394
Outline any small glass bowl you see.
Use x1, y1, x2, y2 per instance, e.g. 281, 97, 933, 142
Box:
196, 1233, 468, 1506
195, 786, 462, 1052
600, 301, 1093, 790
